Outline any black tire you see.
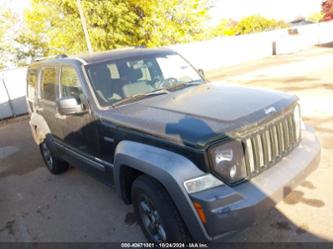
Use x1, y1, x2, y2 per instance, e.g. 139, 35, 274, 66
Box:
40, 135, 69, 174
131, 175, 191, 242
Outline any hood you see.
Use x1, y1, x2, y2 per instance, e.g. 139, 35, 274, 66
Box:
101, 82, 297, 148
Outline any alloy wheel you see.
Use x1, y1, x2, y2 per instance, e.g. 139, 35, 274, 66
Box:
138, 196, 167, 242
41, 143, 54, 170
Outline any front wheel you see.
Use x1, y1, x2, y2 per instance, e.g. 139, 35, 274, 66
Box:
40, 136, 69, 174
131, 175, 191, 242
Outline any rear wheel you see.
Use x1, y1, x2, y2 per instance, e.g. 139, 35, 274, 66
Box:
40, 136, 68, 174
131, 175, 191, 242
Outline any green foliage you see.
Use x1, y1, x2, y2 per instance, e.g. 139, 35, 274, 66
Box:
14, 32, 49, 66
21, 0, 140, 56
307, 12, 324, 23
210, 19, 237, 37
209, 15, 288, 38
130, 0, 210, 47
0, 9, 19, 69
232, 15, 288, 35
16, 0, 210, 62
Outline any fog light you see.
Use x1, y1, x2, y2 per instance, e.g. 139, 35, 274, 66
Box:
229, 165, 237, 178
183, 174, 223, 194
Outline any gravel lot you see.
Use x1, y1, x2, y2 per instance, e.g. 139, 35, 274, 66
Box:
0, 45, 332, 242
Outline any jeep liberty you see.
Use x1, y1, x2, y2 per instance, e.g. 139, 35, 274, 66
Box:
26, 48, 321, 242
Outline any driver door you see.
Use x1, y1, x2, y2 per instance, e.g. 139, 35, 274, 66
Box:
56, 65, 103, 173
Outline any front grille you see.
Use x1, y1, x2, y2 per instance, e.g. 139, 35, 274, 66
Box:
242, 111, 299, 177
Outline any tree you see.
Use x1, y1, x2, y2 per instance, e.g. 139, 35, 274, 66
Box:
16, 0, 210, 62
0, 9, 19, 69
209, 15, 288, 38
129, 0, 210, 47
232, 15, 288, 35
13, 32, 49, 66
307, 12, 324, 23
20, 0, 139, 56
210, 19, 237, 37
322, 0, 333, 21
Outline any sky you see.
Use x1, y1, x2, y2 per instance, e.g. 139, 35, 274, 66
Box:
210, 0, 323, 24
1, 0, 30, 16
2, 0, 323, 24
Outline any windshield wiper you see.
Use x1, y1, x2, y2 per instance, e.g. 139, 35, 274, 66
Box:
185, 79, 203, 85
112, 89, 169, 107
143, 88, 170, 96
166, 79, 202, 91
111, 80, 201, 107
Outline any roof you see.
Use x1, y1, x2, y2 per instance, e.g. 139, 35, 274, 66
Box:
29, 47, 176, 67
78, 47, 175, 65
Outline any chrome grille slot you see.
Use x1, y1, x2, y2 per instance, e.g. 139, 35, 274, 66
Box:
278, 121, 285, 153
272, 125, 279, 157
288, 115, 296, 145
245, 138, 255, 173
252, 137, 259, 172
242, 111, 300, 178
256, 134, 265, 168
283, 119, 290, 150
264, 130, 272, 163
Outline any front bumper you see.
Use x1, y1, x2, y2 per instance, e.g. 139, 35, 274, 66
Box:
190, 125, 321, 240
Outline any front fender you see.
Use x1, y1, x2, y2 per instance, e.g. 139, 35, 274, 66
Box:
113, 140, 210, 241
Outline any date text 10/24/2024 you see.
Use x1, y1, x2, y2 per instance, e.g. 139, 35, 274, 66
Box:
120, 242, 208, 248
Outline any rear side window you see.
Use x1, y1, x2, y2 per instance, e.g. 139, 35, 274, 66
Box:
41, 68, 57, 102
27, 69, 38, 101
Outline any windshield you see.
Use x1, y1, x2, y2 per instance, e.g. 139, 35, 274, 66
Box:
86, 52, 203, 107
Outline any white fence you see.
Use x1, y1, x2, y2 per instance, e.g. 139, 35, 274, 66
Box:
1, 20, 333, 120
0, 67, 28, 120
169, 21, 333, 71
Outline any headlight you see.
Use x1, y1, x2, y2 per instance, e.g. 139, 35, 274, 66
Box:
209, 140, 247, 184
293, 104, 302, 141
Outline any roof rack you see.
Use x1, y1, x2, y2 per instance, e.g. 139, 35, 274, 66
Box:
32, 54, 68, 62
55, 54, 68, 59
32, 56, 47, 62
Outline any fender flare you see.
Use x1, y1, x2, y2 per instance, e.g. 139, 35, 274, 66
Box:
29, 112, 51, 144
113, 140, 211, 241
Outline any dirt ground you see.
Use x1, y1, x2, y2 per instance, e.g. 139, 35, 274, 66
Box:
0, 45, 332, 242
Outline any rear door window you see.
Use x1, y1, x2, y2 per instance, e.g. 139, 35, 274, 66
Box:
41, 67, 57, 102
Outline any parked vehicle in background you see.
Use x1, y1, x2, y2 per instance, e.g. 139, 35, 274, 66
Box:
289, 18, 314, 26
26, 48, 320, 242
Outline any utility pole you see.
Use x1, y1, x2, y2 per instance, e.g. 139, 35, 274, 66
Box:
76, 0, 93, 54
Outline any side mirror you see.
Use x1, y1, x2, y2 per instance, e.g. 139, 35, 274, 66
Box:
198, 68, 205, 79
57, 97, 86, 115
